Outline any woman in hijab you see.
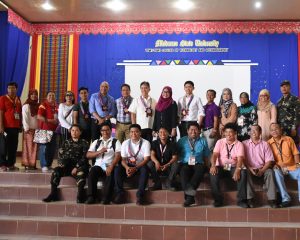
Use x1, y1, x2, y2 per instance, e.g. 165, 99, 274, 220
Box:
237, 92, 258, 141
219, 88, 237, 136
257, 89, 277, 141
22, 89, 39, 170
152, 86, 178, 140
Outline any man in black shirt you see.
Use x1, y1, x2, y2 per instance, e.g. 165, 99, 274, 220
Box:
147, 127, 178, 190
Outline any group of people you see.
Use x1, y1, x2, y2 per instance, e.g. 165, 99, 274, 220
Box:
0, 79, 299, 208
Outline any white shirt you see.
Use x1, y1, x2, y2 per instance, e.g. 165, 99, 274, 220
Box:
128, 96, 157, 129
121, 138, 151, 165
22, 104, 38, 131
89, 137, 121, 171
58, 103, 73, 129
177, 95, 205, 122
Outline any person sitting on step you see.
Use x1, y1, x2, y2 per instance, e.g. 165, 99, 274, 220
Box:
147, 127, 178, 191
85, 122, 121, 204
43, 124, 90, 203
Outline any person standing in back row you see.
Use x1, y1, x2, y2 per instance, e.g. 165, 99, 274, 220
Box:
178, 81, 205, 137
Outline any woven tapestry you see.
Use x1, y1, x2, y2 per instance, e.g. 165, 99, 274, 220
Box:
40, 35, 69, 103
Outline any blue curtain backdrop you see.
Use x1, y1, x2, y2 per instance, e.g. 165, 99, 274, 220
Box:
0, 11, 30, 96
78, 33, 298, 103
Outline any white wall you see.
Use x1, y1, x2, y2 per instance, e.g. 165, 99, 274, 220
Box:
125, 65, 251, 104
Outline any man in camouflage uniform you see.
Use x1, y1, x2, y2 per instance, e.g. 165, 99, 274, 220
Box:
43, 124, 90, 203
277, 80, 300, 144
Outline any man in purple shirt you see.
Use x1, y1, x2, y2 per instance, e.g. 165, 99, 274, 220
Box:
243, 125, 277, 208
202, 89, 220, 151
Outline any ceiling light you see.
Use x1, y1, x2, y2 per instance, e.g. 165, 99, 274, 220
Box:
104, 0, 127, 12
41, 2, 55, 11
254, 1, 262, 9
174, 0, 195, 11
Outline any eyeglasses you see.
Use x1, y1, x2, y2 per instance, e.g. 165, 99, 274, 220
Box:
66, 94, 73, 97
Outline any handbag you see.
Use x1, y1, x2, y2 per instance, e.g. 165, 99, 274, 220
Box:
33, 129, 53, 144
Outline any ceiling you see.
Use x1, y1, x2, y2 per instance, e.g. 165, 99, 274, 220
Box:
1, 0, 300, 23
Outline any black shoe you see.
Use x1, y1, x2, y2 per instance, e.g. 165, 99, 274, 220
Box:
237, 200, 249, 208
136, 197, 145, 206
85, 196, 96, 204
183, 196, 195, 207
113, 193, 125, 204
43, 194, 58, 202
149, 184, 162, 191
213, 201, 223, 207
268, 200, 278, 208
279, 201, 291, 208
102, 199, 111, 205
247, 199, 255, 208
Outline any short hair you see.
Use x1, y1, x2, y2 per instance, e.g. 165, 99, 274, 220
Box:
70, 124, 82, 132
121, 83, 131, 91
251, 124, 262, 133
270, 122, 281, 130
129, 124, 142, 132
223, 122, 238, 132
158, 127, 170, 133
46, 91, 55, 96
140, 81, 150, 88
184, 81, 194, 87
207, 89, 216, 97
78, 87, 88, 92
187, 122, 200, 130
7, 82, 18, 88
100, 121, 112, 130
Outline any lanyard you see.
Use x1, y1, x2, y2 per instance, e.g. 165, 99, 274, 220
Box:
159, 142, 167, 162
226, 143, 234, 159
188, 138, 197, 153
273, 138, 284, 162
101, 139, 111, 159
121, 97, 131, 109
79, 101, 86, 115
183, 95, 194, 110
128, 139, 143, 159
98, 93, 108, 107
6, 95, 18, 110
140, 96, 152, 110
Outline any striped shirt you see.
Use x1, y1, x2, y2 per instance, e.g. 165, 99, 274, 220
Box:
116, 96, 133, 123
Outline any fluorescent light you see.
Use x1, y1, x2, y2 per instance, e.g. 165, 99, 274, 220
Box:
104, 0, 127, 12
41, 2, 55, 11
174, 0, 194, 11
254, 1, 262, 9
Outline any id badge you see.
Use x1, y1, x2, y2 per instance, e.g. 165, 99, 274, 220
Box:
237, 118, 244, 126
14, 113, 20, 120
128, 157, 137, 165
223, 163, 231, 171
188, 156, 196, 165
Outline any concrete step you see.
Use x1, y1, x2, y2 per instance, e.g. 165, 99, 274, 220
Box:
0, 215, 299, 240
1, 199, 300, 223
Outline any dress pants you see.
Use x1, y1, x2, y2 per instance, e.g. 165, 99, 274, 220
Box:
247, 168, 276, 200
87, 165, 114, 202
210, 166, 247, 203
114, 165, 149, 199
0, 128, 19, 167
180, 163, 206, 197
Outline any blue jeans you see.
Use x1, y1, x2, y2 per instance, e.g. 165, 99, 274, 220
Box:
39, 134, 56, 168
274, 168, 300, 202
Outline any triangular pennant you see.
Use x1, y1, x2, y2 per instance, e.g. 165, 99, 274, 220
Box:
198, 60, 204, 65
207, 61, 213, 65
212, 60, 218, 65
189, 61, 195, 65
150, 61, 157, 65
174, 60, 180, 65
160, 60, 167, 65
184, 60, 190, 65
202, 60, 208, 65
165, 60, 171, 65
193, 60, 200, 65
179, 60, 185, 65
216, 60, 224, 65
156, 60, 162, 65
170, 61, 176, 65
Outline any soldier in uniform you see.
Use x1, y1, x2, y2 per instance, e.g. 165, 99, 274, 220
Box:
277, 80, 300, 144
43, 124, 90, 203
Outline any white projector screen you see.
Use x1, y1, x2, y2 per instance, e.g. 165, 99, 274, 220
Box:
125, 65, 251, 105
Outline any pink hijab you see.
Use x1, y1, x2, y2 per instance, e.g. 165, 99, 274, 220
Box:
155, 86, 174, 112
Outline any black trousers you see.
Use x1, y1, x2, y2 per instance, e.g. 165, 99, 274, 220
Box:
180, 164, 206, 197
91, 120, 101, 142
114, 165, 149, 199
209, 166, 247, 203
147, 160, 178, 186
141, 128, 152, 142
87, 165, 114, 201
0, 128, 19, 167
